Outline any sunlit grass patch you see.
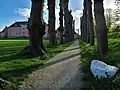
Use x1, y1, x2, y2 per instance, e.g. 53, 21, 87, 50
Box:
0, 39, 72, 89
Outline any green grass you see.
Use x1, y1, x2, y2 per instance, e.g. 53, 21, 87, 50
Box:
80, 38, 120, 90
0, 39, 72, 90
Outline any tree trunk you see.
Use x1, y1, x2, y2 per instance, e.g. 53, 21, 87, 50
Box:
85, 0, 90, 44
72, 20, 75, 40
26, 0, 45, 57
83, 0, 88, 43
59, 0, 64, 44
94, 0, 108, 55
83, 10, 87, 42
70, 10, 74, 41
63, 0, 70, 43
48, 0, 57, 45
80, 17, 83, 40
87, 0, 94, 45
67, 10, 74, 41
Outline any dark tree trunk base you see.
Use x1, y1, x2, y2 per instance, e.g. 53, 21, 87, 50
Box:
20, 45, 45, 57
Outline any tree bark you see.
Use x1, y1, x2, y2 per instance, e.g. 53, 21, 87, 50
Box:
70, 10, 74, 41
83, 0, 88, 43
72, 20, 75, 40
87, 0, 94, 45
80, 17, 83, 40
85, 0, 90, 44
94, 0, 108, 55
27, 0, 45, 57
48, 0, 57, 45
83, 10, 87, 42
59, 0, 64, 44
63, 0, 70, 43
67, 10, 74, 41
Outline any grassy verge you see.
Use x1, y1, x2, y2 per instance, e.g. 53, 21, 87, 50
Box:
0, 39, 72, 90
80, 39, 120, 90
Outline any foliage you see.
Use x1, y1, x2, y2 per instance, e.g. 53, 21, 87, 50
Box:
80, 38, 120, 90
108, 24, 120, 38
109, 24, 120, 32
104, 0, 120, 24
114, 0, 120, 21
105, 8, 113, 28
108, 32, 120, 38
0, 39, 72, 90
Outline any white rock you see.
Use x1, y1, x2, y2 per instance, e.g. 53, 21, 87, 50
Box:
90, 60, 118, 79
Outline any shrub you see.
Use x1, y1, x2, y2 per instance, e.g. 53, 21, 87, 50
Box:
109, 24, 120, 32
80, 40, 120, 89
108, 32, 120, 38
108, 24, 120, 38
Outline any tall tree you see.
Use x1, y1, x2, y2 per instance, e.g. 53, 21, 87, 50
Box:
63, 0, 70, 42
86, 0, 90, 44
105, 8, 113, 28
94, 0, 108, 55
59, 0, 64, 44
80, 17, 84, 40
87, 0, 94, 45
72, 19, 75, 40
27, 0, 45, 56
70, 10, 74, 41
83, 0, 88, 43
48, 0, 57, 45
114, 0, 120, 21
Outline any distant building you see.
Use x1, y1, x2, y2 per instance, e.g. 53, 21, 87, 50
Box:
0, 21, 79, 39
56, 27, 80, 40
0, 26, 8, 38
0, 21, 48, 38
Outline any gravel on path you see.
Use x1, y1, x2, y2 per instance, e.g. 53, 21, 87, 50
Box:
21, 40, 85, 90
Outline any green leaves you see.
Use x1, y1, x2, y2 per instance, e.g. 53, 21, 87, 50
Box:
80, 38, 120, 89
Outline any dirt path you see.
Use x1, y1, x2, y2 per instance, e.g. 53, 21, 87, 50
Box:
21, 40, 85, 90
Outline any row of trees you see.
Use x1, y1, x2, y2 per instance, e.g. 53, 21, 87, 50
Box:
25, 0, 119, 56
48, 0, 75, 44
80, 0, 108, 55
115, 0, 120, 21
26, 0, 75, 57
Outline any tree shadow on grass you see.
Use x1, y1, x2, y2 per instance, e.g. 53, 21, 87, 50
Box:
0, 53, 34, 63
0, 42, 72, 63
0, 41, 79, 89
0, 64, 44, 89
1, 52, 80, 78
